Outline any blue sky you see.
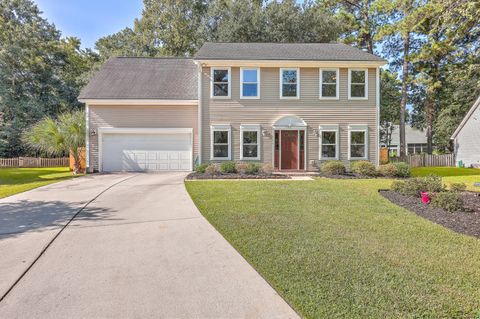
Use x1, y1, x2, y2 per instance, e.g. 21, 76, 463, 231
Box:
33, 0, 144, 49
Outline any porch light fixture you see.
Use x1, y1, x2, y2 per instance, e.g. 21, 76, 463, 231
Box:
262, 129, 270, 137
90, 128, 97, 136
312, 129, 320, 137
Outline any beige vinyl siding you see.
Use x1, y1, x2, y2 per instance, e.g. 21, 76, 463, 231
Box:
202, 67, 378, 170
88, 104, 198, 171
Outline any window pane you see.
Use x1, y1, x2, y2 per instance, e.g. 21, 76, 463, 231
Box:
322, 131, 336, 144
242, 83, 258, 97
213, 145, 228, 158
213, 83, 229, 96
243, 69, 257, 82
243, 145, 258, 158
322, 145, 336, 158
243, 131, 258, 144
282, 70, 297, 83
322, 84, 336, 97
282, 84, 297, 97
351, 131, 365, 144
351, 70, 365, 83
351, 84, 365, 97
351, 145, 365, 158
213, 69, 228, 82
322, 70, 336, 84
213, 130, 228, 143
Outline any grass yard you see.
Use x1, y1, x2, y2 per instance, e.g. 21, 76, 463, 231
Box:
186, 179, 480, 318
412, 167, 480, 191
0, 167, 78, 199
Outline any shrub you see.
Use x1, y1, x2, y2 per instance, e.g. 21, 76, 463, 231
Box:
449, 182, 467, 192
195, 163, 209, 174
391, 175, 444, 197
261, 163, 274, 175
392, 162, 411, 177
246, 163, 261, 175
350, 161, 377, 176
431, 192, 464, 212
220, 161, 237, 174
205, 163, 219, 175
391, 180, 407, 193
377, 163, 398, 177
235, 162, 249, 174
320, 160, 346, 175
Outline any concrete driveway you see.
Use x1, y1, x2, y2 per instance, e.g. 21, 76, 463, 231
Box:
0, 173, 298, 318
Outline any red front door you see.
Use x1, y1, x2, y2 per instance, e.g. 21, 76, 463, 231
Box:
281, 130, 298, 170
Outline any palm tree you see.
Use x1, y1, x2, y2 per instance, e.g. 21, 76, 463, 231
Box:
23, 111, 85, 174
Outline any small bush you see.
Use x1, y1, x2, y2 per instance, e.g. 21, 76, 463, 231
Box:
431, 192, 464, 212
391, 175, 444, 197
377, 163, 398, 177
320, 160, 346, 175
261, 163, 274, 175
350, 161, 377, 176
391, 180, 407, 193
392, 162, 411, 177
220, 161, 237, 174
205, 163, 219, 175
235, 162, 249, 174
195, 163, 209, 174
449, 182, 467, 192
246, 163, 261, 175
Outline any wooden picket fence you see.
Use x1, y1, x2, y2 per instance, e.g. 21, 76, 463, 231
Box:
0, 157, 69, 168
390, 153, 456, 167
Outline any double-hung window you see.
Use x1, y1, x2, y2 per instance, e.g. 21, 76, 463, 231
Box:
211, 125, 231, 160
280, 68, 299, 98
240, 125, 261, 160
348, 125, 368, 159
240, 68, 260, 99
319, 125, 339, 160
348, 69, 368, 99
211, 67, 231, 98
320, 69, 339, 99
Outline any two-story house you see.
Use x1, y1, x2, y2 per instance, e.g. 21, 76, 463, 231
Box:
79, 42, 386, 172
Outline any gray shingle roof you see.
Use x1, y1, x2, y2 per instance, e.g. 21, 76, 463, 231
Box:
78, 57, 198, 100
195, 42, 386, 62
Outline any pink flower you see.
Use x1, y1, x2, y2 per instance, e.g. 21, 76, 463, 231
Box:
421, 192, 431, 204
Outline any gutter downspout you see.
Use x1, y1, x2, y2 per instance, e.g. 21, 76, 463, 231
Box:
195, 61, 202, 165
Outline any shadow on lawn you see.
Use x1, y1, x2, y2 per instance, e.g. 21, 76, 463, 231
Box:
0, 199, 119, 239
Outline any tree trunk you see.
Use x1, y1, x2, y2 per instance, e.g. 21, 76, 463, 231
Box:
425, 97, 434, 154
399, 32, 410, 157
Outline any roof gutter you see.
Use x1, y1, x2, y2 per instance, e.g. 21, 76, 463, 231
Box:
78, 99, 198, 106
194, 59, 386, 68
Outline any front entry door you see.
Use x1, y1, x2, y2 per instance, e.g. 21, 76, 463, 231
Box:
281, 130, 298, 170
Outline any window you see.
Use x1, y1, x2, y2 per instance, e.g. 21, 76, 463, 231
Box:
280, 68, 299, 98
348, 125, 368, 159
348, 69, 368, 99
320, 69, 339, 99
319, 125, 339, 160
211, 125, 231, 160
211, 67, 231, 98
240, 125, 261, 160
408, 143, 428, 155
240, 68, 260, 99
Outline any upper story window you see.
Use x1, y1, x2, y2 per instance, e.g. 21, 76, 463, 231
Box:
280, 68, 299, 99
211, 67, 231, 98
348, 125, 368, 160
211, 125, 231, 160
348, 69, 368, 99
240, 68, 260, 99
319, 69, 339, 99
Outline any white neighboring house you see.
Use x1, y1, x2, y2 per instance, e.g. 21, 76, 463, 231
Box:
451, 96, 480, 168
387, 125, 430, 156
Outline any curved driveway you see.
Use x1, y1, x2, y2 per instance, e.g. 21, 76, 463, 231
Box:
0, 173, 298, 318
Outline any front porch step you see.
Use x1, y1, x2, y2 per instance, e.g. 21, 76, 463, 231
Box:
273, 171, 320, 177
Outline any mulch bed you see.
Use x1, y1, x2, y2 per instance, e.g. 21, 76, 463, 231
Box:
380, 190, 480, 238
186, 172, 290, 180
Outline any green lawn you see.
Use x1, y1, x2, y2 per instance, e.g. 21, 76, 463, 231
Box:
412, 167, 480, 192
186, 179, 480, 318
0, 167, 78, 199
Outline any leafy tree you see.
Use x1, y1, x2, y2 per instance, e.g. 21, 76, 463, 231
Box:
380, 70, 402, 145
23, 111, 85, 174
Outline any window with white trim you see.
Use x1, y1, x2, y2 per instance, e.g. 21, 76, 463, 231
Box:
280, 68, 299, 98
348, 125, 368, 159
240, 68, 260, 98
348, 69, 368, 99
240, 125, 261, 160
319, 125, 339, 160
211, 68, 231, 98
320, 69, 339, 99
211, 125, 231, 160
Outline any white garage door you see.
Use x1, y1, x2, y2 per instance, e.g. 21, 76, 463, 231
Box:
101, 131, 192, 172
